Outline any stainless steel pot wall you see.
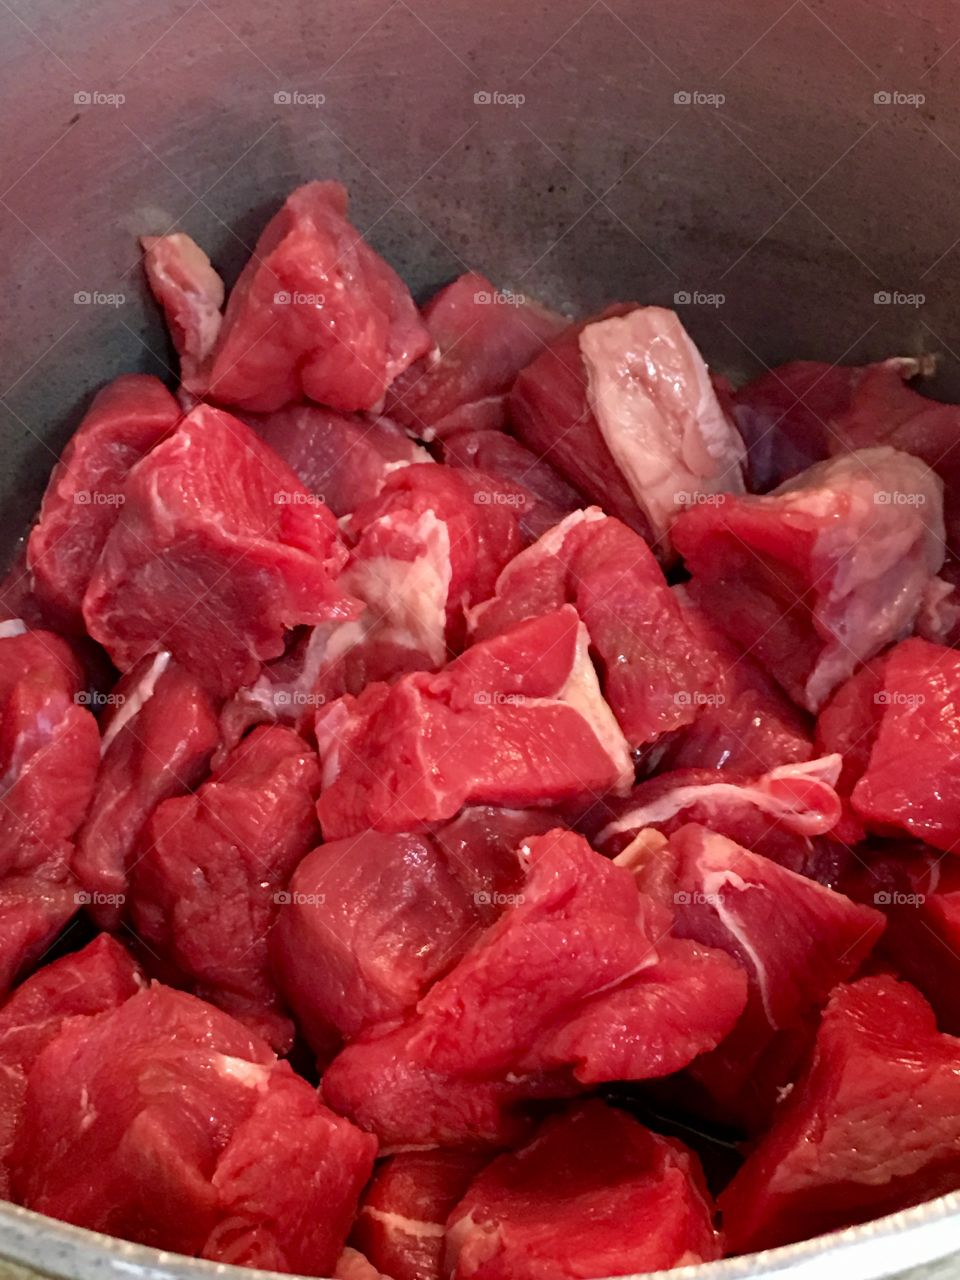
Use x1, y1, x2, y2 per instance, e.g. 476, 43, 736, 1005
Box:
1, 1, 959, 1277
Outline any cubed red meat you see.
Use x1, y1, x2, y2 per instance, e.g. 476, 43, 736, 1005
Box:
673, 448, 947, 711
383, 272, 568, 440
445, 1101, 723, 1278
203, 181, 431, 412
129, 724, 321, 1050
82, 404, 357, 696
26, 376, 181, 629
719, 976, 960, 1252
315, 607, 634, 838
72, 653, 221, 928
511, 306, 745, 551
10, 984, 376, 1275
470, 508, 719, 747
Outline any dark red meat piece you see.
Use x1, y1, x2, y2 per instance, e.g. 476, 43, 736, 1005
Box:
11, 984, 376, 1275
73, 653, 221, 928
383, 272, 568, 440
82, 404, 356, 696
445, 1101, 723, 1278
129, 724, 320, 1050
26, 376, 181, 629
203, 181, 431, 413
241, 405, 431, 517
719, 976, 960, 1253
315, 607, 633, 838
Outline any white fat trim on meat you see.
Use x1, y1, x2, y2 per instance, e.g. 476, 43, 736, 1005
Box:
699, 866, 778, 1026
0, 618, 27, 639
210, 1053, 271, 1088
579, 308, 745, 544
549, 619, 634, 795
99, 651, 172, 755
596, 754, 842, 845
357, 1207, 445, 1239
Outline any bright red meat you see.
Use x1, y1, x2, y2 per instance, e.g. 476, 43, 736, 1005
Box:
82, 404, 356, 696
719, 976, 960, 1252
445, 1101, 723, 1278
315, 607, 633, 838
27, 375, 181, 629
203, 181, 431, 412
129, 724, 321, 1050
10, 984, 376, 1276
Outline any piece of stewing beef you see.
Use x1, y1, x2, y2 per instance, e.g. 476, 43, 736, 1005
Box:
441, 429, 583, 543
322, 829, 747, 1147
129, 723, 321, 1051
10, 984, 376, 1276
620, 823, 885, 1130
27, 375, 181, 629
314, 607, 634, 838
141, 233, 225, 397
270, 809, 558, 1054
72, 652, 221, 929
445, 1100, 723, 1279
82, 403, 359, 697
510, 305, 746, 551
0, 935, 143, 1197
672, 447, 948, 712
352, 1149, 490, 1280
469, 507, 720, 747
383, 271, 569, 440
719, 975, 960, 1253
240, 403, 432, 516
200, 181, 431, 413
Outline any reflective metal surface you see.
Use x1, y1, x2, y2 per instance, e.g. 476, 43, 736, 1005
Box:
2, 1, 960, 1275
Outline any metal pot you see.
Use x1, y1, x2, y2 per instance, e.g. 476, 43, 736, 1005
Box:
2, 1, 959, 1276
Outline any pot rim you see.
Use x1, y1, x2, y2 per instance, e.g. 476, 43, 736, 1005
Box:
0, 1190, 958, 1280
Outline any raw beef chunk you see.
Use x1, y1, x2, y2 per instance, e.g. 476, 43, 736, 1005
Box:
445, 1101, 723, 1278
202, 181, 431, 412
11, 984, 377, 1276
511, 306, 745, 550
315, 608, 634, 837
73, 653, 221, 927
27, 375, 181, 627
470, 508, 719, 746
129, 724, 321, 1050
384, 271, 568, 439
673, 448, 947, 711
83, 404, 356, 696
719, 976, 960, 1252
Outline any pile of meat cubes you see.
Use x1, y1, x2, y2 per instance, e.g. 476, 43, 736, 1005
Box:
3, 179, 960, 1279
